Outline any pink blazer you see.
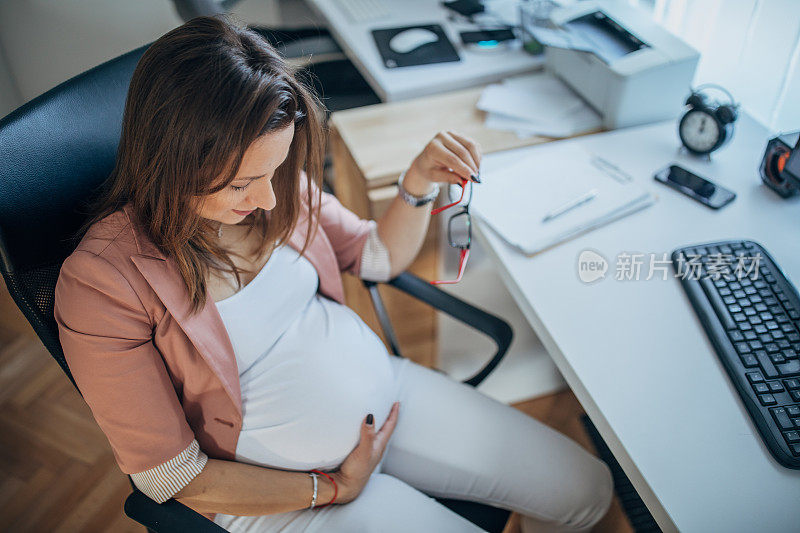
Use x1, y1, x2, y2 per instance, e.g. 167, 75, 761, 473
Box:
54, 177, 376, 479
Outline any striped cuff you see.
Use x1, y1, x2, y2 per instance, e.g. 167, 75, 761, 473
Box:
130, 439, 208, 503
360, 224, 392, 282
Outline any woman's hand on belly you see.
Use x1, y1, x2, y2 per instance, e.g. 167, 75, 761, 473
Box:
332, 401, 400, 503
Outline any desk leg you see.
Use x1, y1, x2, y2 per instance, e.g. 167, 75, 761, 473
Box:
330, 127, 439, 369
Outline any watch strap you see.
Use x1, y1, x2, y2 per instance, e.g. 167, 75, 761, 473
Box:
397, 170, 439, 207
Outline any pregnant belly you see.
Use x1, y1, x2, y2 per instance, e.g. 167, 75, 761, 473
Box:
233, 297, 398, 471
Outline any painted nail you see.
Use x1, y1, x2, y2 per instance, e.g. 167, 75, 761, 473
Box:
471, 173, 481, 183
366, 413, 374, 425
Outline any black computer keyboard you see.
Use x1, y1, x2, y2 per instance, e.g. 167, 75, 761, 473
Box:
672, 240, 800, 469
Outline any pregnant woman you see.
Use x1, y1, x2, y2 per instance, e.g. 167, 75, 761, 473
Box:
54, 16, 612, 532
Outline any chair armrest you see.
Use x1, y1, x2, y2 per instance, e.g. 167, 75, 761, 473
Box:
363, 271, 513, 387
124, 490, 227, 532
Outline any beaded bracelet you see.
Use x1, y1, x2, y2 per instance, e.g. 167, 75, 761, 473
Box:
309, 469, 338, 508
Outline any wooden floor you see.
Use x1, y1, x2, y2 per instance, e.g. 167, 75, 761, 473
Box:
0, 278, 632, 532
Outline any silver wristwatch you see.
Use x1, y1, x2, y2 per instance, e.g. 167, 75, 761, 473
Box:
397, 170, 440, 207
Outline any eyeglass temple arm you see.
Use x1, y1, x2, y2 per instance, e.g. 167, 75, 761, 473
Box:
363, 271, 513, 388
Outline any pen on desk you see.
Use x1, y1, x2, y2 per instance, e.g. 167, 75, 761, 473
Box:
541, 189, 599, 223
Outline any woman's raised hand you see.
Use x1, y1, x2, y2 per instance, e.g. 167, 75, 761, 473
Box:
331, 401, 400, 503
405, 130, 483, 191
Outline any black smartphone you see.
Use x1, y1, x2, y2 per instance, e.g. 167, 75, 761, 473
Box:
459, 29, 516, 46
654, 164, 736, 209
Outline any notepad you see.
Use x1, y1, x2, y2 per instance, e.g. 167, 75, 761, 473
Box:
471, 144, 656, 255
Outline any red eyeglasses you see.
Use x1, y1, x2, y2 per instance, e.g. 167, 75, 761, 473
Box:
431, 178, 473, 285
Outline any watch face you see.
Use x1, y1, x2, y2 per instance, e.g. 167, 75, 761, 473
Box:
679, 110, 721, 154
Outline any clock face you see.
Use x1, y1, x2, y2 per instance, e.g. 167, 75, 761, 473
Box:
679, 110, 721, 154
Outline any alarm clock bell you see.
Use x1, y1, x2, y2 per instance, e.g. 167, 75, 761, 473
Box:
678, 84, 739, 158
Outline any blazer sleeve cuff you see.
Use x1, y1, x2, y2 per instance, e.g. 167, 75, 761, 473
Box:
130, 439, 208, 504
359, 224, 392, 282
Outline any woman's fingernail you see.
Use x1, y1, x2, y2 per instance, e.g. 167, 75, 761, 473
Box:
366, 414, 374, 425
471, 173, 481, 183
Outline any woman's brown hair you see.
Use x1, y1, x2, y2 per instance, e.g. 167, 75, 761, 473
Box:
80, 15, 326, 313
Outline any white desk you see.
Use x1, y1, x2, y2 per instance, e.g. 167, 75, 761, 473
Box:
305, 0, 544, 102
475, 113, 800, 532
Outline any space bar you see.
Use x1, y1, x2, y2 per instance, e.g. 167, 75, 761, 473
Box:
699, 277, 736, 330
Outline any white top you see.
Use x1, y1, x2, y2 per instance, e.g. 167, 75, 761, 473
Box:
216, 244, 398, 471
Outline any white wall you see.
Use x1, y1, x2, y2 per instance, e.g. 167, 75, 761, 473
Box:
0, 43, 22, 118
0, 0, 320, 118
642, 0, 800, 133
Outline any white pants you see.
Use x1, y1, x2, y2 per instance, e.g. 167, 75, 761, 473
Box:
214, 356, 614, 532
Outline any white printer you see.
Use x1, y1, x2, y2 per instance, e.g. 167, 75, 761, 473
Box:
529, 0, 700, 129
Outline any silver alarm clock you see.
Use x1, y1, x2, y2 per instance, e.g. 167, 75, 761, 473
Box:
678, 84, 739, 156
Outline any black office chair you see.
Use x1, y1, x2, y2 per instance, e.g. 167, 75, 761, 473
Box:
0, 43, 513, 532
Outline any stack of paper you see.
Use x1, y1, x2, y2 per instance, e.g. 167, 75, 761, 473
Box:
471, 144, 656, 255
477, 72, 602, 138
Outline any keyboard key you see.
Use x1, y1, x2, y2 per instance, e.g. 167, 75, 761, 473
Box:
793, 418, 800, 429
772, 408, 795, 430
729, 330, 745, 342
747, 371, 765, 383
740, 354, 759, 368
759, 394, 777, 406
792, 444, 800, 456
786, 349, 798, 358
756, 353, 780, 378
753, 382, 770, 394
735, 342, 750, 353
784, 430, 800, 444
788, 405, 800, 417
769, 381, 785, 393
769, 352, 786, 364
765, 343, 780, 353
777, 360, 800, 377
744, 330, 758, 340
785, 379, 800, 390
792, 390, 800, 402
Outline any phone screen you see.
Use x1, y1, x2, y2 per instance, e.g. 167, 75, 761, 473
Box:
654, 165, 736, 209
668, 166, 717, 198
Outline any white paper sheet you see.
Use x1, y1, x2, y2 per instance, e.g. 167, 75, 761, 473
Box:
471, 144, 655, 255
478, 72, 602, 138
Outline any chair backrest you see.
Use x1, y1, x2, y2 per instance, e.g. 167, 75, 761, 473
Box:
0, 45, 148, 384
